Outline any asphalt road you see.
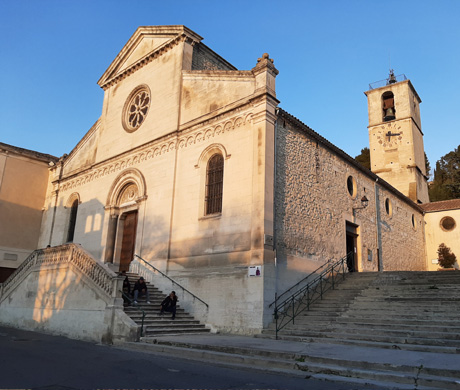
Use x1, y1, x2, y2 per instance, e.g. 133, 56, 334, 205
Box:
0, 326, 370, 390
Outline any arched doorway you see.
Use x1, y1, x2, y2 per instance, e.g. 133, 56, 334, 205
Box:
104, 169, 147, 271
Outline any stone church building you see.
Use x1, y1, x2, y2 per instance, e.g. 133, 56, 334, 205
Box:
0, 25, 457, 341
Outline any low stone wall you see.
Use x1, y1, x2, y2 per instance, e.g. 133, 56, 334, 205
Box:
0, 245, 139, 343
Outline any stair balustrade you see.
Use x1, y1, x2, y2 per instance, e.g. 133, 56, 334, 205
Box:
1, 244, 122, 301
272, 253, 350, 339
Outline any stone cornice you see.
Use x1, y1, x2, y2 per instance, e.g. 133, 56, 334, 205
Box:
57, 108, 255, 193
98, 26, 203, 90
182, 70, 253, 80
63, 119, 101, 166
99, 35, 184, 90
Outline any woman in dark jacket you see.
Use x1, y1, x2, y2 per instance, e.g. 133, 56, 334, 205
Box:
160, 291, 178, 319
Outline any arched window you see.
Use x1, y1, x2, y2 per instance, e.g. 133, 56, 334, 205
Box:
382, 91, 395, 122
67, 199, 78, 242
205, 154, 224, 215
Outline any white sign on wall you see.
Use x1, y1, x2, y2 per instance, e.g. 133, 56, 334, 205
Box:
248, 266, 262, 277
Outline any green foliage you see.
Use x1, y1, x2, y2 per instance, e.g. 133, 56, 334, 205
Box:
425, 152, 431, 180
429, 145, 460, 201
437, 243, 457, 269
355, 147, 371, 170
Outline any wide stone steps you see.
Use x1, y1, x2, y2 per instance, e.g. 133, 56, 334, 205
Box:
263, 270, 460, 352
278, 330, 460, 349
122, 272, 210, 337
286, 320, 460, 334
282, 326, 460, 342
126, 337, 460, 389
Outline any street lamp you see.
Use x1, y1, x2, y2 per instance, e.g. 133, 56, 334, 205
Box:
352, 195, 369, 224
353, 195, 369, 211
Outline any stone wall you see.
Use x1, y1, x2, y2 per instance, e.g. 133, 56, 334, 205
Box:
0, 246, 138, 343
192, 42, 236, 71
274, 111, 426, 295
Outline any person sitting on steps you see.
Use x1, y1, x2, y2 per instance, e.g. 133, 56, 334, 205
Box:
133, 277, 150, 304
120, 270, 131, 305
160, 291, 178, 319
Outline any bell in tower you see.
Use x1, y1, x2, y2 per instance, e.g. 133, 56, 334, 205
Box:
382, 91, 396, 121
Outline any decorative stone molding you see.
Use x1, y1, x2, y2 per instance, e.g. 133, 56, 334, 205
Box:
59, 111, 253, 193
65, 192, 81, 208
195, 143, 231, 169
100, 34, 191, 90
106, 168, 147, 207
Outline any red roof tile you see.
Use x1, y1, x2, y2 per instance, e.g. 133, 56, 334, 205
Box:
420, 199, 460, 212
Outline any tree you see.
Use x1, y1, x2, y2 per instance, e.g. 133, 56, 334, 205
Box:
355, 147, 371, 170
437, 243, 457, 269
425, 152, 431, 180
429, 145, 460, 202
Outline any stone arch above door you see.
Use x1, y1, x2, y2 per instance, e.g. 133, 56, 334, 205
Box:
106, 168, 147, 209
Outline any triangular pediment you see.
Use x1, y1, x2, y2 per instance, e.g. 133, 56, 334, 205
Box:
98, 25, 202, 88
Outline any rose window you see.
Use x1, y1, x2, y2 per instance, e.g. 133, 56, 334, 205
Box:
123, 86, 151, 132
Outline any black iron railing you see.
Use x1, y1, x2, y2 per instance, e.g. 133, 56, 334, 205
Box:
120, 290, 146, 337
273, 253, 350, 339
368, 74, 407, 90
134, 254, 208, 308
269, 259, 335, 309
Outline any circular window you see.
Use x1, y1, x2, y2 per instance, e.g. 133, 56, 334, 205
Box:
440, 216, 456, 232
385, 198, 392, 216
347, 176, 357, 198
122, 85, 151, 132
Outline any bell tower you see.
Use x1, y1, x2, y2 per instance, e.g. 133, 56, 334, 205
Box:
365, 71, 429, 203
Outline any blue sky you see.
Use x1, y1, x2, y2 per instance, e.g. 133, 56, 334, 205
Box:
1, 0, 459, 171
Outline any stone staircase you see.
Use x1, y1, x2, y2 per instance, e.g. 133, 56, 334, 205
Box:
122, 272, 210, 337
261, 271, 460, 353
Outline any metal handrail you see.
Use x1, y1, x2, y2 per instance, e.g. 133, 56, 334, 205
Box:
134, 254, 208, 308
269, 258, 334, 308
120, 290, 146, 337
274, 253, 350, 339
368, 74, 407, 90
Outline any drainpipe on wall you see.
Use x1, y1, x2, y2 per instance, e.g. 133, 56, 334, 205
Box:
48, 155, 65, 246
273, 110, 279, 294
374, 178, 383, 271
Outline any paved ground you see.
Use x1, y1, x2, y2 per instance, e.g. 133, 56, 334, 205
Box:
144, 333, 460, 371
0, 326, 370, 390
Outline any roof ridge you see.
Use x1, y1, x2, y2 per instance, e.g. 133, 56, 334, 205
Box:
0, 142, 59, 162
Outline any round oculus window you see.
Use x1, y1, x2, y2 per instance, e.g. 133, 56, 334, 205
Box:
440, 216, 456, 232
122, 85, 151, 132
347, 175, 357, 198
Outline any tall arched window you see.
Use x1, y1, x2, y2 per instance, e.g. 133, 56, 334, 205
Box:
67, 199, 78, 242
205, 154, 224, 215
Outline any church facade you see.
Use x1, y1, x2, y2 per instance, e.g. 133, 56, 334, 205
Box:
0, 25, 457, 337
